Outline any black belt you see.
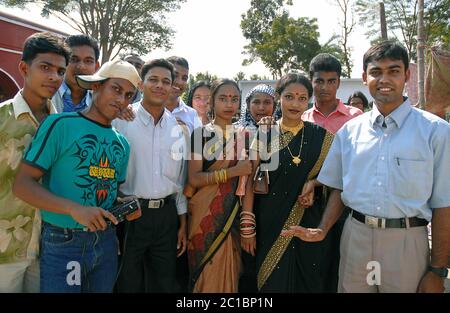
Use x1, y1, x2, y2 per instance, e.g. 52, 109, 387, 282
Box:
138, 195, 172, 209
351, 210, 428, 229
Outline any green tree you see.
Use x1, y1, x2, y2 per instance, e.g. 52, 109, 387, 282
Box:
320, 35, 351, 78
240, 0, 292, 47
241, 0, 347, 78
249, 74, 270, 80
242, 8, 322, 78
234, 71, 247, 82
1, 0, 185, 64
182, 72, 219, 104
355, 0, 450, 61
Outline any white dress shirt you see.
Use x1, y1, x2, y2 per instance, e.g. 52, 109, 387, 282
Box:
113, 104, 187, 215
169, 98, 202, 134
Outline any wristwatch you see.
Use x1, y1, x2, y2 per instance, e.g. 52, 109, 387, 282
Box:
428, 265, 449, 278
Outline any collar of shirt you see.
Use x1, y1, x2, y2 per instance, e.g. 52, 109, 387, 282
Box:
13, 90, 56, 126
57, 80, 70, 97
137, 102, 168, 128
58, 81, 91, 112
312, 99, 350, 117
370, 97, 412, 129
171, 98, 189, 114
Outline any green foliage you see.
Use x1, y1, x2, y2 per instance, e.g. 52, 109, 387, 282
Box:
320, 34, 351, 78
249, 74, 270, 80
355, 0, 450, 61
241, 2, 323, 78
182, 72, 219, 104
241, 0, 347, 78
234, 71, 247, 82
1, 0, 185, 63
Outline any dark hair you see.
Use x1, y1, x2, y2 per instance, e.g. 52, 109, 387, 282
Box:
123, 52, 141, 59
166, 56, 189, 70
21, 32, 70, 65
187, 80, 211, 107
140, 58, 175, 82
65, 34, 100, 61
363, 40, 409, 72
309, 53, 342, 79
275, 73, 313, 99
210, 78, 240, 111
347, 91, 369, 110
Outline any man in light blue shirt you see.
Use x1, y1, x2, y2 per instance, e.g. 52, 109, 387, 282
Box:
52, 35, 99, 113
283, 41, 450, 293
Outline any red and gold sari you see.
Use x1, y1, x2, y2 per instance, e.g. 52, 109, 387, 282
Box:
186, 126, 243, 293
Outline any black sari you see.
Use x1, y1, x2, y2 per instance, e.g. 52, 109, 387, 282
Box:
253, 121, 334, 292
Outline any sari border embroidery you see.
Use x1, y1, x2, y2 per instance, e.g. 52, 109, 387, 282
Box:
257, 200, 305, 290
199, 200, 240, 267
306, 131, 334, 180
257, 130, 334, 290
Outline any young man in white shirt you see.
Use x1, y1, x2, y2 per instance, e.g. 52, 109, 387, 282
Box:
114, 59, 188, 292
166, 56, 202, 134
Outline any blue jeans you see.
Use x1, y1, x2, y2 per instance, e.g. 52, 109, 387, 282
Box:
40, 222, 118, 293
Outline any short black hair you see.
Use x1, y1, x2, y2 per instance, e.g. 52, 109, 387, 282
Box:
363, 40, 409, 72
275, 72, 313, 99
166, 56, 189, 70
187, 80, 211, 107
347, 91, 369, 110
21, 31, 70, 65
65, 34, 100, 61
123, 52, 140, 58
140, 58, 175, 82
309, 53, 342, 80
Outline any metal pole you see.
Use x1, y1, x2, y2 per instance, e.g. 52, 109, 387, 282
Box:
417, 0, 425, 109
380, 2, 388, 40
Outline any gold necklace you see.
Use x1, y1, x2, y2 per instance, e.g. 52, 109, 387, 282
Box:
285, 126, 305, 166
280, 119, 303, 136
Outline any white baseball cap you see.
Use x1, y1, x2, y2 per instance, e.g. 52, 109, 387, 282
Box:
76, 59, 141, 90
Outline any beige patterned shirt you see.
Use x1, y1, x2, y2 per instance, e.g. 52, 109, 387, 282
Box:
0, 91, 55, 264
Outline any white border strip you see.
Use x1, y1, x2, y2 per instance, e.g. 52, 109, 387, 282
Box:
0, 47, 22, 55
0, 15, 54, 33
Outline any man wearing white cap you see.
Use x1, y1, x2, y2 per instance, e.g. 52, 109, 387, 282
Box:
13, 59, 141, 292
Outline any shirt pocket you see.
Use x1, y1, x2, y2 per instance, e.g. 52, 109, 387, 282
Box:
390, 158, 430, 200
161, 144, 183, 182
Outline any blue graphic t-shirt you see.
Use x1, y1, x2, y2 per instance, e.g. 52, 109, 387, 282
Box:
23, 112, 130, 228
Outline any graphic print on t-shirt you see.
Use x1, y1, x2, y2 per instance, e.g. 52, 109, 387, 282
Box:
72, 134, 125, 207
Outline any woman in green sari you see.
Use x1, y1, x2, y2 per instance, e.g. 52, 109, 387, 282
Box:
243, 73, 334, 292
185, 78, 252, 292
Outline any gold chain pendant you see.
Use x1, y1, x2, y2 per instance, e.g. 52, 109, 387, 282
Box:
292, 156, 301, 165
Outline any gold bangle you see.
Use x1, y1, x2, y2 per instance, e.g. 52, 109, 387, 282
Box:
223, 169, 228, 182
240, 211, 256, 218
220, 169, 226, 183
215, 170, 220, 184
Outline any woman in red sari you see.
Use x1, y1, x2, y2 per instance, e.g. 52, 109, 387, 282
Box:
186, 78, 252, 292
